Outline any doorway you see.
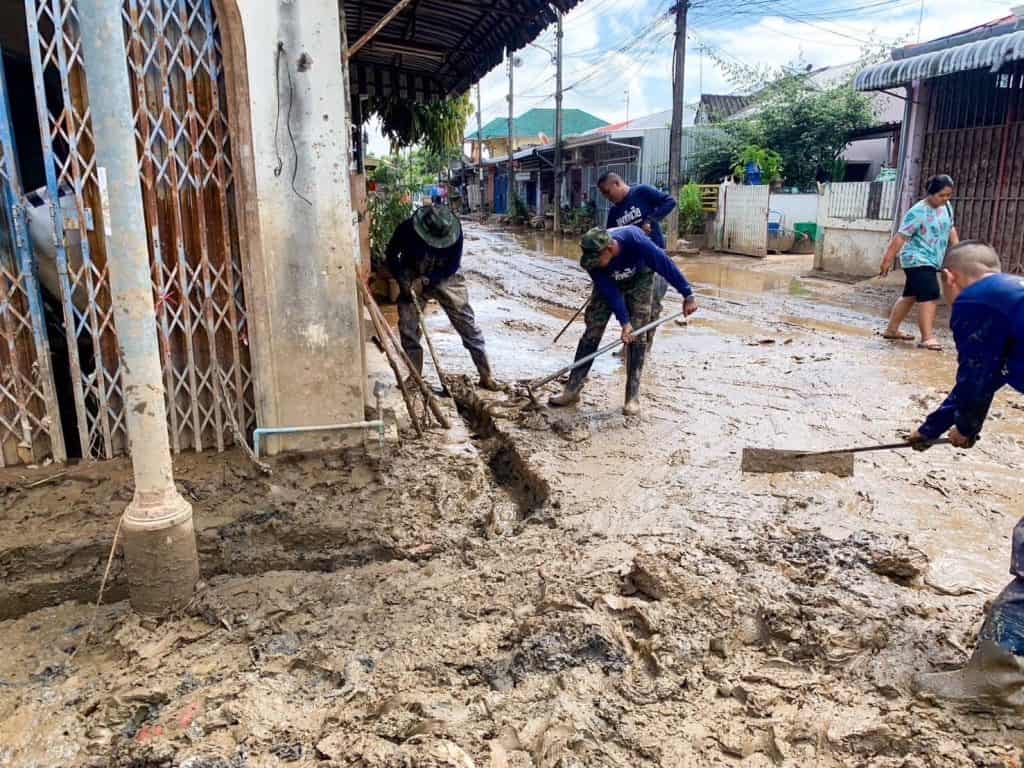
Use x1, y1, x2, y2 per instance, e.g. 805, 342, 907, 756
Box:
0, 0, 256, 467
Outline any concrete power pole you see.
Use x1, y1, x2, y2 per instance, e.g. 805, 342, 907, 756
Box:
553, 10, 564, 233
78, 0, 199, 614
507, 50, 515, 214
667, 0, 689, 245
476, 83, 485, 211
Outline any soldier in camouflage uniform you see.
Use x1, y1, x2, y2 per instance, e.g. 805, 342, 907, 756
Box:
550, 227, 698, 415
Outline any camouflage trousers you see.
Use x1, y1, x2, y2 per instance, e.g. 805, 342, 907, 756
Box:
567, 270, 655, 401
397, 272, 491, 376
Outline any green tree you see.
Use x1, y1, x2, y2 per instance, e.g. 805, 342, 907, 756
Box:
367, 93, 474, 155
367, 151, 433, 267
694, 45, 891, 186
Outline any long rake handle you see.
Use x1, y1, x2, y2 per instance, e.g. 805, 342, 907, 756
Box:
530, 309, 685, 391
804, 438, 951, 456
552, 297, 589, 345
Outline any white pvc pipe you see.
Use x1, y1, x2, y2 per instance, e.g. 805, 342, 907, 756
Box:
253, 421, 385, 459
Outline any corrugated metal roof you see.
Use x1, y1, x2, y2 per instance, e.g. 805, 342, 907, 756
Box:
346, 0, 584, 100
465, 108, 608, 141
696, 94, 754, 122
856, 28, 1024, 91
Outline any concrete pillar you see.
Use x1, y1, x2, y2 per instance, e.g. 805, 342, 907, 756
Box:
78, 0, 199, 613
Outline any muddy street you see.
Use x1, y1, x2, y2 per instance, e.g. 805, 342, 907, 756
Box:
2, 223, 1024, 767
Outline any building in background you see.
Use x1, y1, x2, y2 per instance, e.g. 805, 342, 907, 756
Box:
856, 11, 1024, 273
465, 107, 608, 161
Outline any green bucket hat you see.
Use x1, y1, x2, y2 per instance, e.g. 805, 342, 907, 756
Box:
413, 205, 462, 249
579, 227, 613, 270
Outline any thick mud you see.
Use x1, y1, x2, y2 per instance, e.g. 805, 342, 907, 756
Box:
2, 223, 1024, 767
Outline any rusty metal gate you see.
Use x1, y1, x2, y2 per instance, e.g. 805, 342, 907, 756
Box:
921, 64, 1024, 273
0, 0, 254, 466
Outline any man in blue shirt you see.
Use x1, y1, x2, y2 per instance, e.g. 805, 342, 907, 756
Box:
908, 241, 1024, 707
548, 227, 698, 415
385, 205, 500, 390
599, 173, 678, 343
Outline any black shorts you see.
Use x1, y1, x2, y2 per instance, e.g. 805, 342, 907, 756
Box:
902, 266, 941, 302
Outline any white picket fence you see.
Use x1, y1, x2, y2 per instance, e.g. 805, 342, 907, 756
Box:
826, 181, 897, 221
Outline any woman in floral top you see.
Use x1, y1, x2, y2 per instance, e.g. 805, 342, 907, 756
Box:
879, 174, 960, 351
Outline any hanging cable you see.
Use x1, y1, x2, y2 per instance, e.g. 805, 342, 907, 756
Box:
274, 41, 313, 207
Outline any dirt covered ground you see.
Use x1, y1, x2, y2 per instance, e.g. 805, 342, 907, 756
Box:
2, 223, 1024, 767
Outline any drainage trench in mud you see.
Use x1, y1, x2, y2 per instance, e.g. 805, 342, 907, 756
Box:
1, 388, 554, 621
447, 376, 551, 520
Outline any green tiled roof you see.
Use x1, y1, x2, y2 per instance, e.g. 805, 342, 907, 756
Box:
466, 108, 608, 141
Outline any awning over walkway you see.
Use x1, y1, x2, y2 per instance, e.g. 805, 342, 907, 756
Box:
855, 29, 1024, 91
346, 0, 583, 101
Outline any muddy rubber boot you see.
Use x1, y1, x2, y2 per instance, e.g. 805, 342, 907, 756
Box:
548, 384, 582, 407
913, 640, 1024, 710
622, 342, 646, 416
477, 371, 502, 392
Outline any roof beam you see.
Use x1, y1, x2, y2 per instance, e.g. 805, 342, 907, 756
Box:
429, 0, 520, 18
346, 0, 417, 60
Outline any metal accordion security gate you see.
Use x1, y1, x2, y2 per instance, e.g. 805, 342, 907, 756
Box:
0, 0, 255, 467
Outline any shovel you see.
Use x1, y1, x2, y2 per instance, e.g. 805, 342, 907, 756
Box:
741, 438, 951, 477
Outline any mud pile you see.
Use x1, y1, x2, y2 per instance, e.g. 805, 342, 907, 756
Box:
2, 437, 1022, 767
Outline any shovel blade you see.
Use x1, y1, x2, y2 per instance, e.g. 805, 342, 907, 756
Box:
741, 448, 856, 477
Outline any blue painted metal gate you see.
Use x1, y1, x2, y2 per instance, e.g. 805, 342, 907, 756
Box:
493, 172, 508, 214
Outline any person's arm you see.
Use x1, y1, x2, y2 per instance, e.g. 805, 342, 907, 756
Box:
918, 301, 1010, 441
605, 206, 615, 229
949, 227, 960, 247
426, 234, 463, 285
590, 270, 630, 327
881, 207, 920, 275
384, 220, 412, 281
645, 186, 677, 224
638, 236, 694, 298
879, 234, 908, 276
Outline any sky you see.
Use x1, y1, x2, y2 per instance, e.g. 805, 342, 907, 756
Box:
365, 0, 1014, 155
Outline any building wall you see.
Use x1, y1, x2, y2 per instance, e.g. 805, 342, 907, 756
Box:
231, 0, 365, 450
769, 193, 818, 225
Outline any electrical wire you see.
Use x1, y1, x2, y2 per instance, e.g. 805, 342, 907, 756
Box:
274, 42, 313, 207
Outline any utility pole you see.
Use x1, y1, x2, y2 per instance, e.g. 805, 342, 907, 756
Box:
78, 0, 199, 614
666, 0, 689, 246
476, 83, 485, 211
507, 50, 515, 213
553, 10, 564, 233
625, 88, 630, 124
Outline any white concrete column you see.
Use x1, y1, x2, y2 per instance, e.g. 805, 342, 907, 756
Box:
78, 0, 199, 613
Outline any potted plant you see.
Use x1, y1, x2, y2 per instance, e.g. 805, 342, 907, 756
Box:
732, 146, 783, 187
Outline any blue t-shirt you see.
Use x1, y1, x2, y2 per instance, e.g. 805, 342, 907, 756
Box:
897, 200, 954, 269
586, 226, 693, 326
606, 184, 677, 249
920, 272, 1024, 439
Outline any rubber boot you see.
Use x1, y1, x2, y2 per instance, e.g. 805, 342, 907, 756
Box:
913, 640, 1024, 710
548, 383, 583, 407
477, 362, 502, 392
402, 349, 424, 393
622, 342, 646, 416
549, 367, 586, 407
